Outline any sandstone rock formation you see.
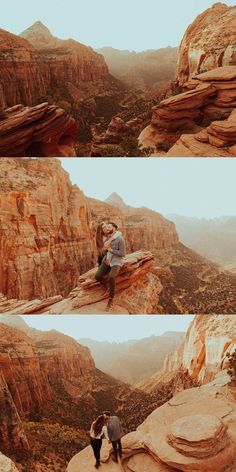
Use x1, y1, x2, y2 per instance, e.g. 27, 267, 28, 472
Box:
138, 315, 236, 393
0, 159, 96, 300
139, 66, 236, 156
0, 453, 19, 472
0, 103, 77, 157
0, 251, 161, 314
176, 3, 236, 86
139, 2, 236, 157
67, 373, 236, 472
0, 23, 108, 110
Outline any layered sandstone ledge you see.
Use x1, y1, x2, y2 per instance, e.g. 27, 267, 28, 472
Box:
0, 251, 161, 314
0, 103, 77, 157
67, 374, 236, 472
139, 66, 236, 156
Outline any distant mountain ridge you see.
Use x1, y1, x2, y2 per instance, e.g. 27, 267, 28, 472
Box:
168, 214, 236, 270
79, 332, 185, 384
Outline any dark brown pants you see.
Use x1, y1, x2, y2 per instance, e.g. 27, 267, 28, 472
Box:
95, 263, 120, 299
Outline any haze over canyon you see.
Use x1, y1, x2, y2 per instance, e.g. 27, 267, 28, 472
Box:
0, 2, 235, 157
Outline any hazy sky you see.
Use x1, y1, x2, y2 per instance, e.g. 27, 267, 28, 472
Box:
21, 315, 193, 342
61, 158, 236, 218
2, 0, 235, 51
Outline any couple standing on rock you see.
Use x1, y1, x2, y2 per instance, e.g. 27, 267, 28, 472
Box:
95, 222, 126, 311
90, 411, 123, 469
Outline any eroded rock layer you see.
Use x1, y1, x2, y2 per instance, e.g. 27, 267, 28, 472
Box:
0, 103, 77, 157
139, 66, 236, 155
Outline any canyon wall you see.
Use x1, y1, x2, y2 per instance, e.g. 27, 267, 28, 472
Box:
0, 22, 108, 109
176, 3, 236, 86
0, 322, 94, 450
0, 159, 96, 299
139, 315, 236, 392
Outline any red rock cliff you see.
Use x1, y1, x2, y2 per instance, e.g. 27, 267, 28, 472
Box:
0, 322, 94, 450
0, 22, 108, 109
0, 159, 96, 299
176, 3, 236, 86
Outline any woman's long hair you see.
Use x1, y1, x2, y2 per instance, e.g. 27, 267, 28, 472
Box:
96, 222, 106, 255
93, 415, 105, 436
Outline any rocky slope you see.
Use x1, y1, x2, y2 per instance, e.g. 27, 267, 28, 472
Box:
176, 3, 236, 86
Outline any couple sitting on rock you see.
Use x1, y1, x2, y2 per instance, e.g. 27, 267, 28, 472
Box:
90, 411, 123, 469
95, 222, 126, 311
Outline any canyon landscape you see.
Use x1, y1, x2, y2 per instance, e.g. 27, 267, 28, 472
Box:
0, 314, 235, 471
0, 158, 236, 314
0, 2, 235, 157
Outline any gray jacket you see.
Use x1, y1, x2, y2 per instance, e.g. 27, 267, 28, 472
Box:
107, 416, 124, 441
103, 235, 126, 267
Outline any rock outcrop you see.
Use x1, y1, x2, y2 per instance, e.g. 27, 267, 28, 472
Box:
139, 2, 236, 157
0, 103, 77, 157
67, 374, 236, 472
0, 453, 19, 472
0, 251, 161, 314
176, 3, 236, 86
0, 23, 108, 110
139, 66, 236, 156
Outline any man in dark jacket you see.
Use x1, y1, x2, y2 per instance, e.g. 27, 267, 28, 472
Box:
95, 222, 126, 311
103, 411, 123, 463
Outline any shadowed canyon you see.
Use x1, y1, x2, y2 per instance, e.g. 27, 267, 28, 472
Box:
0, 314, 235, 471
0, 159, 236, 314
0, 3, 235, 157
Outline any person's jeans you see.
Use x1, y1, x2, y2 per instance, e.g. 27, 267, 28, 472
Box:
90, 438, 102, 464
112, 438, 122, 461
95, 263, 120, 299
